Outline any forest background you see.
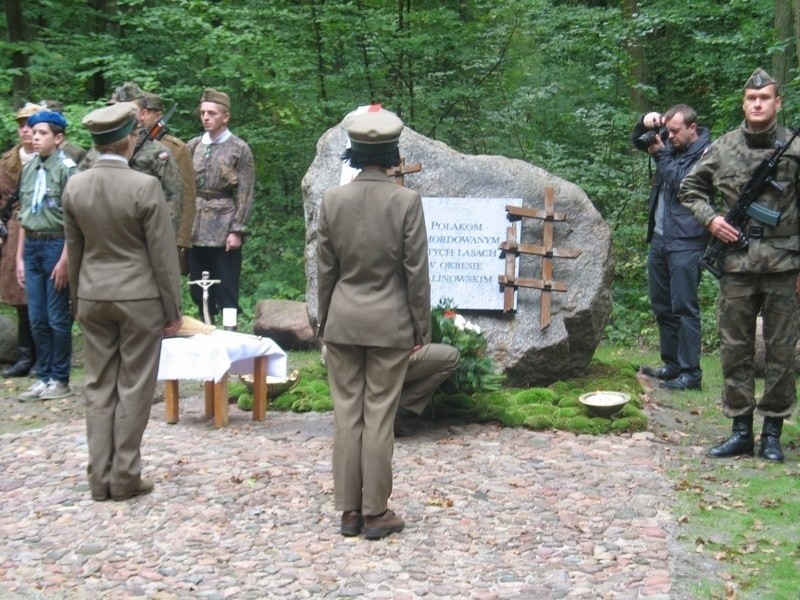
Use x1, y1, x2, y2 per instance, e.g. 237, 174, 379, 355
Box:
2, 0, 800, 351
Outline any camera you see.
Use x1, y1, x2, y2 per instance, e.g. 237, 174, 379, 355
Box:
634, 126, 669, 151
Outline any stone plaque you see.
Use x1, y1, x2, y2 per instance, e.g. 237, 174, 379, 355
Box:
422, 197, 520, 310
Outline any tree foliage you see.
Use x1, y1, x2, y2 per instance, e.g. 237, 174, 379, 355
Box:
1, 0, 795, 346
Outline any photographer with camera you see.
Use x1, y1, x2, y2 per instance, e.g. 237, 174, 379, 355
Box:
631, 104, 711, 390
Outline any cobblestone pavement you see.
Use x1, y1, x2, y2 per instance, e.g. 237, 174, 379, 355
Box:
0, 399, 694, 599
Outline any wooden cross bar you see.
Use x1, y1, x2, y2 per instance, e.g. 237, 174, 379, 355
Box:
496, 186, 581, 328
386, 157, 422, 186
500, 224, 518, 312
506, 204, 567, 223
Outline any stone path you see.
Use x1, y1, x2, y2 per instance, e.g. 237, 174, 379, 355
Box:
0, 399, 683, 599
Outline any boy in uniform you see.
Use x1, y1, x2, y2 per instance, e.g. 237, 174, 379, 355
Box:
15, 111, 76, 401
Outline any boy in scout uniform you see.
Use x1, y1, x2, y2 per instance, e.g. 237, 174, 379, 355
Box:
16, 110, 76, 401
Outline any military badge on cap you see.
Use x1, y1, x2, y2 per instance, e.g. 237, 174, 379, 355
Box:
744, 68, 778, 90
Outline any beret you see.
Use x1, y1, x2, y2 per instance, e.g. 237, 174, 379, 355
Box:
200, 88, 231, 111
140, 92, 164, 112
347, 107, 404, 154
16, 103, 43, 121
82, 102, 138, 145
28, 110, 68, 130
108, 81, 145, 105
744, 68, 778, 91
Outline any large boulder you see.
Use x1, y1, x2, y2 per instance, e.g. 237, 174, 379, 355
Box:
302, 116, 613, 386
253, 299, 318, 351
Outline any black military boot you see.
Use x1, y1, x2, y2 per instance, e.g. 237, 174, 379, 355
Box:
758, 417, 784, 462
2, 346, 34, 378
707, 415, 754, 458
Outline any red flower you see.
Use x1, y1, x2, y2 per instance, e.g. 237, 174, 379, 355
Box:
443, 310, 457, 319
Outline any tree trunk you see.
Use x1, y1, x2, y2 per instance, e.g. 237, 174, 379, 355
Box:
773, 0, 795, 88
623, 0, 646, 112
5, 0, 30, 102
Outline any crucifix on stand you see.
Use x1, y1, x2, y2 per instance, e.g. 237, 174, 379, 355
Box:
188, 271, 221, 325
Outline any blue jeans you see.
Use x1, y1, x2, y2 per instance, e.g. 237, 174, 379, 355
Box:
647, 235, 703, 380
24, 237, 72, 383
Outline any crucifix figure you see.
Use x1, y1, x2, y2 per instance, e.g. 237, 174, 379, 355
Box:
188, 271, 221, 325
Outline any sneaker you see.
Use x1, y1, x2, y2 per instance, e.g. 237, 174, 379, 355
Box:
18, 379, 49, 402
39, 380, 71, 400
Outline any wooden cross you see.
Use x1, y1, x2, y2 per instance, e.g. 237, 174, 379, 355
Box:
386, 157, 422, 186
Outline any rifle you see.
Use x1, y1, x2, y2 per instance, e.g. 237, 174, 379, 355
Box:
700, 126, 799, 278
130, 103, 178, 162
0, 188, 19, 238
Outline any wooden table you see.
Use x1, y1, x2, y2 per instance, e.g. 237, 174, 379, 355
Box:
157, 330, 287, 428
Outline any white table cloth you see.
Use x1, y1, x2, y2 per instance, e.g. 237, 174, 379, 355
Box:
157, 330, 287, 383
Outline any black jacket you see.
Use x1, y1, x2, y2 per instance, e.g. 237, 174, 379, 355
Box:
631, 119, 712, 249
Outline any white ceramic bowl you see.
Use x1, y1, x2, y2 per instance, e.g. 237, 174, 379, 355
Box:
578, 391, 631, 418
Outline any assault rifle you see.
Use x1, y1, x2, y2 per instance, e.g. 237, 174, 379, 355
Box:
700, 126, 800, 278
130, 103, 178, 162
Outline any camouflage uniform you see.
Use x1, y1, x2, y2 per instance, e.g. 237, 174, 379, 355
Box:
187, 134, 254, 245
680, 120, 800, 418
186, 131, 255, 317
78, 135, 183, 234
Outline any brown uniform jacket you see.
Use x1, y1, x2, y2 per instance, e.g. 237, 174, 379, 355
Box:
161, 134, 197, 248
0, 144, 26, 305
62, 158, 181, 320
317, 168, 431, 348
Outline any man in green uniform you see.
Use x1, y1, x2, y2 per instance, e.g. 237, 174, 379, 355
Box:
679, 68, 800, 462
78, 82, 183, 235
138, 91, 197, 268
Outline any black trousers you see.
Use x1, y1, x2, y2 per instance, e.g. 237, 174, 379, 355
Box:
187, 246, 242, 321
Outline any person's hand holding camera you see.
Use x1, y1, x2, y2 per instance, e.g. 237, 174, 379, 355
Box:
643, 112, 663, 129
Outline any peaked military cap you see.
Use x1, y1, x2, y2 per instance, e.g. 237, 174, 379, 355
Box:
16, 102, 43, 121
200, 88, 231, 111
346, 106, 404, 154
141, 92, 164, 112
107, 81, 145, 105
83, 102, 138, 145
744, 68, 778, 90
28, 110, 68, 130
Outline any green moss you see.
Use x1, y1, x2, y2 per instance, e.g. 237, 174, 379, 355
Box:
236, 393, 253, 411
554, 407, 580, 418
565, 415, 598, 434
513, 388, 558, 405
311, 397, 333, 412
523, 414, 554, 430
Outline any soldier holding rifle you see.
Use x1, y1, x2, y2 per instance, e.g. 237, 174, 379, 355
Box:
680, 68, 800, 462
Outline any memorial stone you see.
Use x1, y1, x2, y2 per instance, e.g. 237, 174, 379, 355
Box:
302, 113, 614, 386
